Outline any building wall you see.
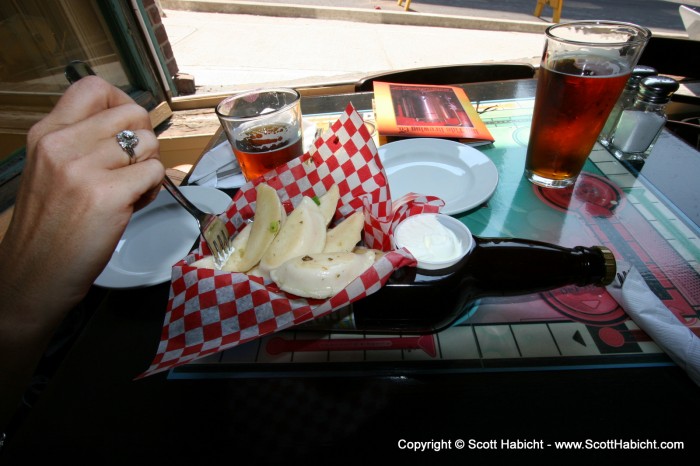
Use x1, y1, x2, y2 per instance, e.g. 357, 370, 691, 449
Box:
142, 0, 180, 80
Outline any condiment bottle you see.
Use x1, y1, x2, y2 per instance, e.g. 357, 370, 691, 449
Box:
598, 65, 658, 147
302, 236, 616, 334
609, 75, 680, 161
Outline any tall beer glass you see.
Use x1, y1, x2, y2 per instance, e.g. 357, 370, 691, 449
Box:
524, 21, 650, 188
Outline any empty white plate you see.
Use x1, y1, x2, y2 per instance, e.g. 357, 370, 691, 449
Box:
94, 186, 231, 289
378, 138, 499, 215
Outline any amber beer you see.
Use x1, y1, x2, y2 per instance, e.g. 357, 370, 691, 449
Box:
233, 123, 303, 180
524, 21, 651, 188
216, 88, 302, 181
525, 56, 630, 186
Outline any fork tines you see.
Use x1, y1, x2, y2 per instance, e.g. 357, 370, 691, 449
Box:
160, 175, 233, 270
202, 216, 234, 268
613, 270, 629, 289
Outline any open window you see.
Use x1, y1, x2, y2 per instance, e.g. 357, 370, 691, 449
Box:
0, 0, 173, 159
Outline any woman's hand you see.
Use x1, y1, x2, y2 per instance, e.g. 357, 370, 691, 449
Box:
0, 76, 165, 428
3, 76, 164, 311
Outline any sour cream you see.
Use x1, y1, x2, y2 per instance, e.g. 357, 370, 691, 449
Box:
394, 214, 466, 266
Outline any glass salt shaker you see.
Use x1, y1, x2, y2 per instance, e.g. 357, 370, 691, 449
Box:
598, 65, 657, 147
609, 75, 679, 162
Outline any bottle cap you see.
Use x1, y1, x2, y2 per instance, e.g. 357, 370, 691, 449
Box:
637, 76, 680, 104
593, 246, 617, 285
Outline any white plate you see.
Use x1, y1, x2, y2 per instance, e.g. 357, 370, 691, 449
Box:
378, 138, 499, 215
94, 186, 231, 289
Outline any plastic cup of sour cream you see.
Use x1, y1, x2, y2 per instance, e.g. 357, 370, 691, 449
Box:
393, 213, 474, 270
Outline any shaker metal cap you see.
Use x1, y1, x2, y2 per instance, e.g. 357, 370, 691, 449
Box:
626, 65, 658, 88
638, 76, 680, 103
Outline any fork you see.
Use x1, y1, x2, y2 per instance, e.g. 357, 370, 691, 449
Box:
612, 269, 629, 289
162, 175, 233, 267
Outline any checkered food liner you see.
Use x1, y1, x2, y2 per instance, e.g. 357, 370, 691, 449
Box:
139, 104, 444, 378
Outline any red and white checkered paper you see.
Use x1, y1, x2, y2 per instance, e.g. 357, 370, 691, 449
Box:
139, 104, 444, 378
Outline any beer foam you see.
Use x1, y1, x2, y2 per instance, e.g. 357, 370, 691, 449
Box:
548, 53, 627, 77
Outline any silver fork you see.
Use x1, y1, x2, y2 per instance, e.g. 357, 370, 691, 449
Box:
612, 269, 629, 289
606, 265, 630, 314
162, 176, 233, 267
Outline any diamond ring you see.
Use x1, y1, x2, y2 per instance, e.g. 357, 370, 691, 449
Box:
116, 130, 139, 163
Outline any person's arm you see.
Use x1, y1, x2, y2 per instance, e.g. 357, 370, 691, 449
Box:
0, 76, 165, 429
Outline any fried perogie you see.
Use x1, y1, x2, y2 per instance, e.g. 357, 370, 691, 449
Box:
192, 183, 377, 299
270, 249, 376, 299
258, 196, 327, 273
223, 183, 285, 272
323, 211, 364, 253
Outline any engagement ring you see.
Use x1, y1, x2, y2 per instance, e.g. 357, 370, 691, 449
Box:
116, 130, 139, 163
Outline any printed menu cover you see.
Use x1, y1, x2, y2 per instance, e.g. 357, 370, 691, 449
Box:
373, 81, 495, 146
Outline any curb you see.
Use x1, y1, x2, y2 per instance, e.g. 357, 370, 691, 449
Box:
160, 0, 551, 34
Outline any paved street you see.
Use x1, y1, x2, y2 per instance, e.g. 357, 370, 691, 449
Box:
159, 0, 698, 93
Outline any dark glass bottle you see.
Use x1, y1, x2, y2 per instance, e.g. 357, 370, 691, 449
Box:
302, 237, 616, 334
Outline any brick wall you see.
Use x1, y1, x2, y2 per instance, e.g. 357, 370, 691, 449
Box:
141, 0, 179, 83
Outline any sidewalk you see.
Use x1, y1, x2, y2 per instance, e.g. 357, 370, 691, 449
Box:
159, 0, 697, 94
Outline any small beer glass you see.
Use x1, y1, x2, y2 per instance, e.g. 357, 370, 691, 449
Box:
216, 88, 303, 181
